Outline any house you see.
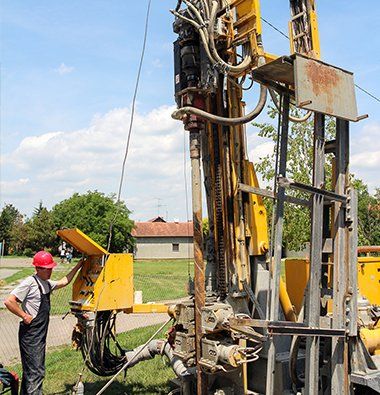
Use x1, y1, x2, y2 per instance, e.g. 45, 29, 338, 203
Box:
132, 216, 194, 259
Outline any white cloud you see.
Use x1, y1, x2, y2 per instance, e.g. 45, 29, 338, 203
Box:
55, 63, 74, 75
1, 105, 190, 220
2, 108, 378, 220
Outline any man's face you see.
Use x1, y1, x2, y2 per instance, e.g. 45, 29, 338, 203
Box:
36, 267, 53, 280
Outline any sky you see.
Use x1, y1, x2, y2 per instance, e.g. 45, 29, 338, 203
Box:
1, 1, 380, 221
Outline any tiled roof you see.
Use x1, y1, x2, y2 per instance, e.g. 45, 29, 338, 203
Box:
132, 221, 193, 237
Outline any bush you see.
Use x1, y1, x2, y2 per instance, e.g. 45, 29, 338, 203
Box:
23, 248, 34, 257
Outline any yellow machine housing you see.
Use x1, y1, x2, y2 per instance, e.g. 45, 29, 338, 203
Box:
57, 228, 169, 313
284, 256, 380, 313
57, 228, 134, 312
358, 256, 380, 306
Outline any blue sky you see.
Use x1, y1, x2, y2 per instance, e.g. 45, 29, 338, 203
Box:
1, 1, 380, 220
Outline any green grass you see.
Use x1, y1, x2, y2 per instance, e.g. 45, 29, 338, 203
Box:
7, 324, 175, 394
134, 259, 192, 302
1, 267, 35, 285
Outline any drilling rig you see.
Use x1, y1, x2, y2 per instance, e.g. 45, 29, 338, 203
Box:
61, 1, 380, 394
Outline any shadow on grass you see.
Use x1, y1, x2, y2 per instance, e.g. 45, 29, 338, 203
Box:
54, 379, 170, 395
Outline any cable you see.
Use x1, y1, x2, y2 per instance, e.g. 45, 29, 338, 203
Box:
269, 88, 312, 123
355, 83, 380, 104
261, 17, 289, 40
95, 317, 173, 395
261, 16, 380, 105
106, 0, 152, 252
74, 1, 153, 385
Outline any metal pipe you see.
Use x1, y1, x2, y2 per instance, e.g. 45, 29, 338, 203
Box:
358, 246, 380, 254
279, 277, 297, 322
189, 129, 207, 394
360, 328, 380, 355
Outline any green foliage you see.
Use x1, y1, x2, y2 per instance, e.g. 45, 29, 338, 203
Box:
353, 179, 380, 246
202, 217, 209, 239
0, 204, 22, 254
24, 202, 56, 253
254, 107, 379, 249
254, 107, 333, 250
51, 191, 134, 253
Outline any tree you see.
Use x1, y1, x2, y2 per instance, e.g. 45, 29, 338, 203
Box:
254, 108, 379, 250
51, 191, 134, 253
353, 179, 380, 246
0, 204, 22, 254
23, 202, 56, 254
254, 108, 334, 251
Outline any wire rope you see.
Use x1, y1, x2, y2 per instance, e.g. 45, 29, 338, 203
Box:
261, 16, 380, 105
106, 0, 152, 253
95, 317, 173, 395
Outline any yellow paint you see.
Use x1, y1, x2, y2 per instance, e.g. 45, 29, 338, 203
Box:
284, 256, 380, 321
309, 8, 321, 59
284, 258, 310, 316
288, 0, 321, 59
58, 228, 170, 314
71, 253, 134, 312
244, 160, 269, 255
360, 328, 380, 356
125, 303, 169, 314
358, 257, 380, 305
57, 228, 108, 255
279, 276, 297, 322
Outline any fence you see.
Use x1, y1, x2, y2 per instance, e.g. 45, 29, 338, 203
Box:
0, 258, 192, 367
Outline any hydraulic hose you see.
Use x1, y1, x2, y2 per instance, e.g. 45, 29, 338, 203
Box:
124, 340, 195, 378
172, 82, 267, 126
269, 88, 312, 123
208, 1, 251, 75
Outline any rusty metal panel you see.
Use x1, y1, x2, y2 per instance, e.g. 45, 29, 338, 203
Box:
294, 54, 358, 121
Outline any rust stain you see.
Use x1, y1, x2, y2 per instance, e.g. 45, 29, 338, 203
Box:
306, 61, 339, 114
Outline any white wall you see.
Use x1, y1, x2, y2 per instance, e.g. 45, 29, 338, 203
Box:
134, 237, 194, 259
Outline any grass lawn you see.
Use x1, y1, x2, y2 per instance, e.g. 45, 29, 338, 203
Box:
1, 267, 35, 285
8, 324, 175, 394
50, 259, 192, 315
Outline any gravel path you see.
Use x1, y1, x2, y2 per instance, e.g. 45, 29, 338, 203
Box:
0, 257, 33, 268
0, 269, 19, 280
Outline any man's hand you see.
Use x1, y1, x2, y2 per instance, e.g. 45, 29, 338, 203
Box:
22, 314, 33, 325
55, 258, 86, 290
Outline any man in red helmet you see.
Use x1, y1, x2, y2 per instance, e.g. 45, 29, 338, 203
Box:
4, 250, 84, 395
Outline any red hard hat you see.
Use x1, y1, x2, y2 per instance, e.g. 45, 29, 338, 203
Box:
32, 251, 57, 269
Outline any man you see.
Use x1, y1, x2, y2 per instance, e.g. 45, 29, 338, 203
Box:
4, 250, 84, 394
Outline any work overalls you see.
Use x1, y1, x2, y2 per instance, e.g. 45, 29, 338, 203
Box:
19, 276, 51, 395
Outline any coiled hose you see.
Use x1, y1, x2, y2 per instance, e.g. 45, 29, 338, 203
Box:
81, 311, 125, 376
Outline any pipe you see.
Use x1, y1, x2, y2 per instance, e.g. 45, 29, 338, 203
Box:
269, 88, 312, 123
172, 83, 267, 126
358, 246, 380, 254
279, 277, 297, 322
124, 340, 196, 378
207, 1, 251, 75
360, 328, 380, 355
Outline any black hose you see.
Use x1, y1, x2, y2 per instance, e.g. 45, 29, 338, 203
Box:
81, 311, 126, 377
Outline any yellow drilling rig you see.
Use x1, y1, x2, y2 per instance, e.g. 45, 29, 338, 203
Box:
58, 1, 380, 393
